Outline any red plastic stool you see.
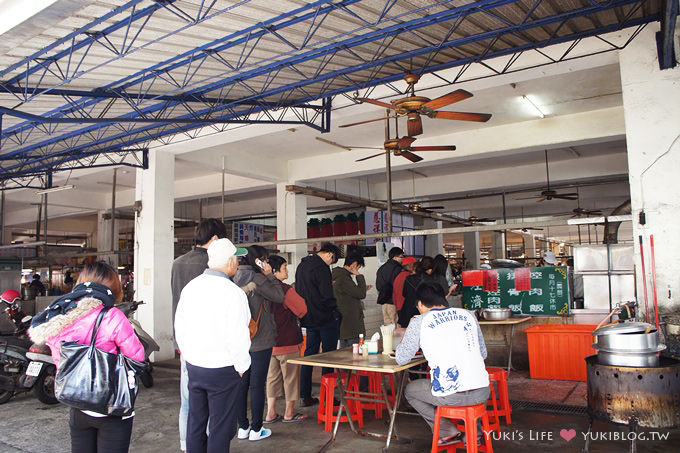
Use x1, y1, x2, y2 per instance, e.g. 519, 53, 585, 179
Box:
485, 383, 501, 434
317, 373, 364, 432
357, 371, 396, 418
486, 367, 511, 425
431, 404, 494, 453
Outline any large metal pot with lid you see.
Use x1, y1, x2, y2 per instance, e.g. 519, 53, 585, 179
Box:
592, 321, 666, 367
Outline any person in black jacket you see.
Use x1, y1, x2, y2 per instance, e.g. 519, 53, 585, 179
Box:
375, 247, 404, 325
295, 242, 341, 407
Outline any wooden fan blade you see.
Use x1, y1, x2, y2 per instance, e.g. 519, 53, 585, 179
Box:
432, 111, 492, 122
554, 194, 579, 200
339, 116, 389, 128
397, 136, 417, 148
399, 151, 423, 163
407, 116, 423, 136
537, 197, 547, 203
355, 151, 386, 162
516, 195, 542, 200
423, 206, 445, 210
409, 145, 456, 151
356, 98, 396, 110
422, 89, 473, 110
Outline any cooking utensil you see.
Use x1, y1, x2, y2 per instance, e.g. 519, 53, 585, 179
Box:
481, 308, 512, 321
592, 321, 666, 367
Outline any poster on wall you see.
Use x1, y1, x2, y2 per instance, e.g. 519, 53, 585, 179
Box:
232, 222, 264, 244
364, 209, 423, 254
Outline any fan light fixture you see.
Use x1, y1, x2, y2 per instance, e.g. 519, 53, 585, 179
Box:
36, 184, 75, 195
521, 95, 545, 119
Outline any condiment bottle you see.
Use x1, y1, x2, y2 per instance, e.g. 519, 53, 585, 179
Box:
358, 333, 364, 354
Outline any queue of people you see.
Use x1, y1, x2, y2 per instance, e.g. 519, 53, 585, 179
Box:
26, 215, 473, 453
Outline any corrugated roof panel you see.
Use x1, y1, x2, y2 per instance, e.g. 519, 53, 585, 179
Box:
0, 0, 663, 178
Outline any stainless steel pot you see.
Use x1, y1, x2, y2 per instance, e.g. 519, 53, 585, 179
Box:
592, 321, 666, 367
481, 308, 512, 321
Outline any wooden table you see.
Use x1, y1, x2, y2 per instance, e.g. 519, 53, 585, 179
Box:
478, 316, 531, 373
288, 348, 426, 452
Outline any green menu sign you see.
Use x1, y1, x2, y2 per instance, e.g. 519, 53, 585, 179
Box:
462, 267, 570, 316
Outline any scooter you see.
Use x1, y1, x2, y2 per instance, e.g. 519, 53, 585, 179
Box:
0, 292, 58, 405
117, 300, 160, 388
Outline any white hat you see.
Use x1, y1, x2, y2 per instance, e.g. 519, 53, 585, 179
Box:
207, 238, 247, 268
543, 251, 557, 265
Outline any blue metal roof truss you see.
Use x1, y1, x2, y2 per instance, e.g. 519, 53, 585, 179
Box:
0, 0, 662, 183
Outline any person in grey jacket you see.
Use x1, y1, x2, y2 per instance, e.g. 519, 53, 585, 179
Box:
233, 245, 285, 442
171, 218, 227, 452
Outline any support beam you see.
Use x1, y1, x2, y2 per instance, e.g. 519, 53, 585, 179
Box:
286, 185, 470, 224
656, 0, 678, 69
134, 149, 175, 361
620, 23, 680, 315
276, 183, 308, 279
288, 107, 626, 182
177, 147, 288, 183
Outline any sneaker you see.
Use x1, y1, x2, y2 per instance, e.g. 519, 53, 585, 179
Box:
237, 427, 250, 440
248, 427, 272, 441
300, 396, 319, 407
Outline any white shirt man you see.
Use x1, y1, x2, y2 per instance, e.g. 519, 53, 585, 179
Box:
175, 238, 250, 453
395, 280, 489, 448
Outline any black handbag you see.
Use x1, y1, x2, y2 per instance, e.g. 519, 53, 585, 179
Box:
54, 306, 146, 416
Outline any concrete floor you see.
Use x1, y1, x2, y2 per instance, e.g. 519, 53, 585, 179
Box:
1, 361, 678, 453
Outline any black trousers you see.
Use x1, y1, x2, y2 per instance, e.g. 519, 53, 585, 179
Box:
237, 348, 272, 433
186, 362, 241, 453
69, 408, 133, 453
300, 318, 340, 398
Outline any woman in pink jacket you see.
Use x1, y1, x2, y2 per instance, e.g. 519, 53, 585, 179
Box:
29, 261, 145, 453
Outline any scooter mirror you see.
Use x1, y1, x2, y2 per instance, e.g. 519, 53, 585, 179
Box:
21, 315, 32, 324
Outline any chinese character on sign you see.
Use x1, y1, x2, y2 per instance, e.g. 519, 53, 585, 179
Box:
530, 272, 543, 279
549, 274, 555, 280
507, 289, 521, 297
509, 304, 521, 312
488, 297, 501, 304
528, 288, 543, 296
529, 304, 545, 312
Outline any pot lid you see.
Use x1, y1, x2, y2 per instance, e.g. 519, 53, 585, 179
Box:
593, 321, 656, 336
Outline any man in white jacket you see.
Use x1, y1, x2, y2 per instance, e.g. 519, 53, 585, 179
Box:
175, 238, 251, 453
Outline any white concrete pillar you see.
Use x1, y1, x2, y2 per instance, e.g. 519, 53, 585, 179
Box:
523, 234, 537, 259
491, 231, 506, 260
423, 219, 443, 257
463, 231, 481, 269
134, 150, 175, 361
96, 211, 118, 268
620, 23, 680, 315
276, 182, 307, 283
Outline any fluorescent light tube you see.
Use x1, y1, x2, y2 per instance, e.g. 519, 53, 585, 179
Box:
521, 95, 545, 118
36, 185, 75, 195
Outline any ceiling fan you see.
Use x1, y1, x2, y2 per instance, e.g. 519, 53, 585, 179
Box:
466, 215, 496, 223
355, 136, 456, 163
401, 202, 445, 213
572, 207, 603, 217
517, 150, 579, 202
340, 73, 492, 136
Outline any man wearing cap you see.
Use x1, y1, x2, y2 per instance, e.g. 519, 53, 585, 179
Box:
175, 238, 251, 453
542, 251, 558, 266
171, 218, 228, 452
393, 256, 416, 322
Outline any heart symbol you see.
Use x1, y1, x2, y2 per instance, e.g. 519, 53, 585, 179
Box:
560, 428, 577, 442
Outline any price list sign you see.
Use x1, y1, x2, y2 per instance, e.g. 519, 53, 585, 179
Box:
462, 267, 570, 316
